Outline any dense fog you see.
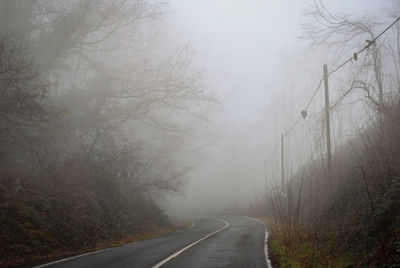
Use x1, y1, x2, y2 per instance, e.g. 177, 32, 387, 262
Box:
0, 0, 395, 214
166, 0, 391, 213
3, 1, 400, 266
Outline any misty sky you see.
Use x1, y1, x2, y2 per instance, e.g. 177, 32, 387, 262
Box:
165, 0, 389, 214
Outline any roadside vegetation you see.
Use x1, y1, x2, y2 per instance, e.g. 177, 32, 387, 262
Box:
249, 2, 400, 267
265, 95, 400, 266
0, 1, 210, 267
1, 174, 171, 267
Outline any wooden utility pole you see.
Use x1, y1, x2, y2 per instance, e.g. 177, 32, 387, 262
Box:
281, 133, 284, 188
264, 159, 268, 209
264, 160, 268, 194
323, 64, 332, 189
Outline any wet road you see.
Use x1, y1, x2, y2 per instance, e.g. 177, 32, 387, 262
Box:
35, 215, 267, 268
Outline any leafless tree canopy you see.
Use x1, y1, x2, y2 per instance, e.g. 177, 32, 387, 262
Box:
0, 0, 213, 194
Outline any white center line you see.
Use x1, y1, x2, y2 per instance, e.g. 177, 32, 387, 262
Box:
152, 218, 229, 268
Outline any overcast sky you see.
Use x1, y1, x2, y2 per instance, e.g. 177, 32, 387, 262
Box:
165, 0, 389, 214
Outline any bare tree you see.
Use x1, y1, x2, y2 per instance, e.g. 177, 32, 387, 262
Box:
0, 33, 53, 167
301, 0, 400, 112
24, 1, 212, 193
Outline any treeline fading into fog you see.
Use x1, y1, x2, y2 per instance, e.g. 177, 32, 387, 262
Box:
0, 1, 211, 266
249, 2, 400, 267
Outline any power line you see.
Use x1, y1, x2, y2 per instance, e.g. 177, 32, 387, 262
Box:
282, 81, 323, 138
266, 114, 302, 164
328, 16, 400, 76
303, 16, 400, 116
327, 16, 400, 111
265, 16, 400, 174
284, 116, 302, 137
265, 77, 322, 163
305, 78, 323, 111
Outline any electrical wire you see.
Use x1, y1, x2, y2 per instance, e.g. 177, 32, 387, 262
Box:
328, 16, 400, 76
327, 16, 400, 110
265, 16, 400, 169
305, 78, 324, 111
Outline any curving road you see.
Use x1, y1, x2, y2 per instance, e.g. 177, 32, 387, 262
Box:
35, 215, 268, 268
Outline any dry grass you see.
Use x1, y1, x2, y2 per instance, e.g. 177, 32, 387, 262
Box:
250, 99, 400, 266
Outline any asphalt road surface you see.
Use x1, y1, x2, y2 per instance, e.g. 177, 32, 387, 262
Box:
35, 215, 267, 268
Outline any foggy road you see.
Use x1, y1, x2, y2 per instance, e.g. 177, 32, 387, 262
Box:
35, 216, 268, 268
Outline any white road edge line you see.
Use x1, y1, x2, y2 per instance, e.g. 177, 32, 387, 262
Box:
32, 219, 196, 268
32, 237, 146, 268
241, 216, 273, 268
32, 247, 115, 268
152, 218, 229, 268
